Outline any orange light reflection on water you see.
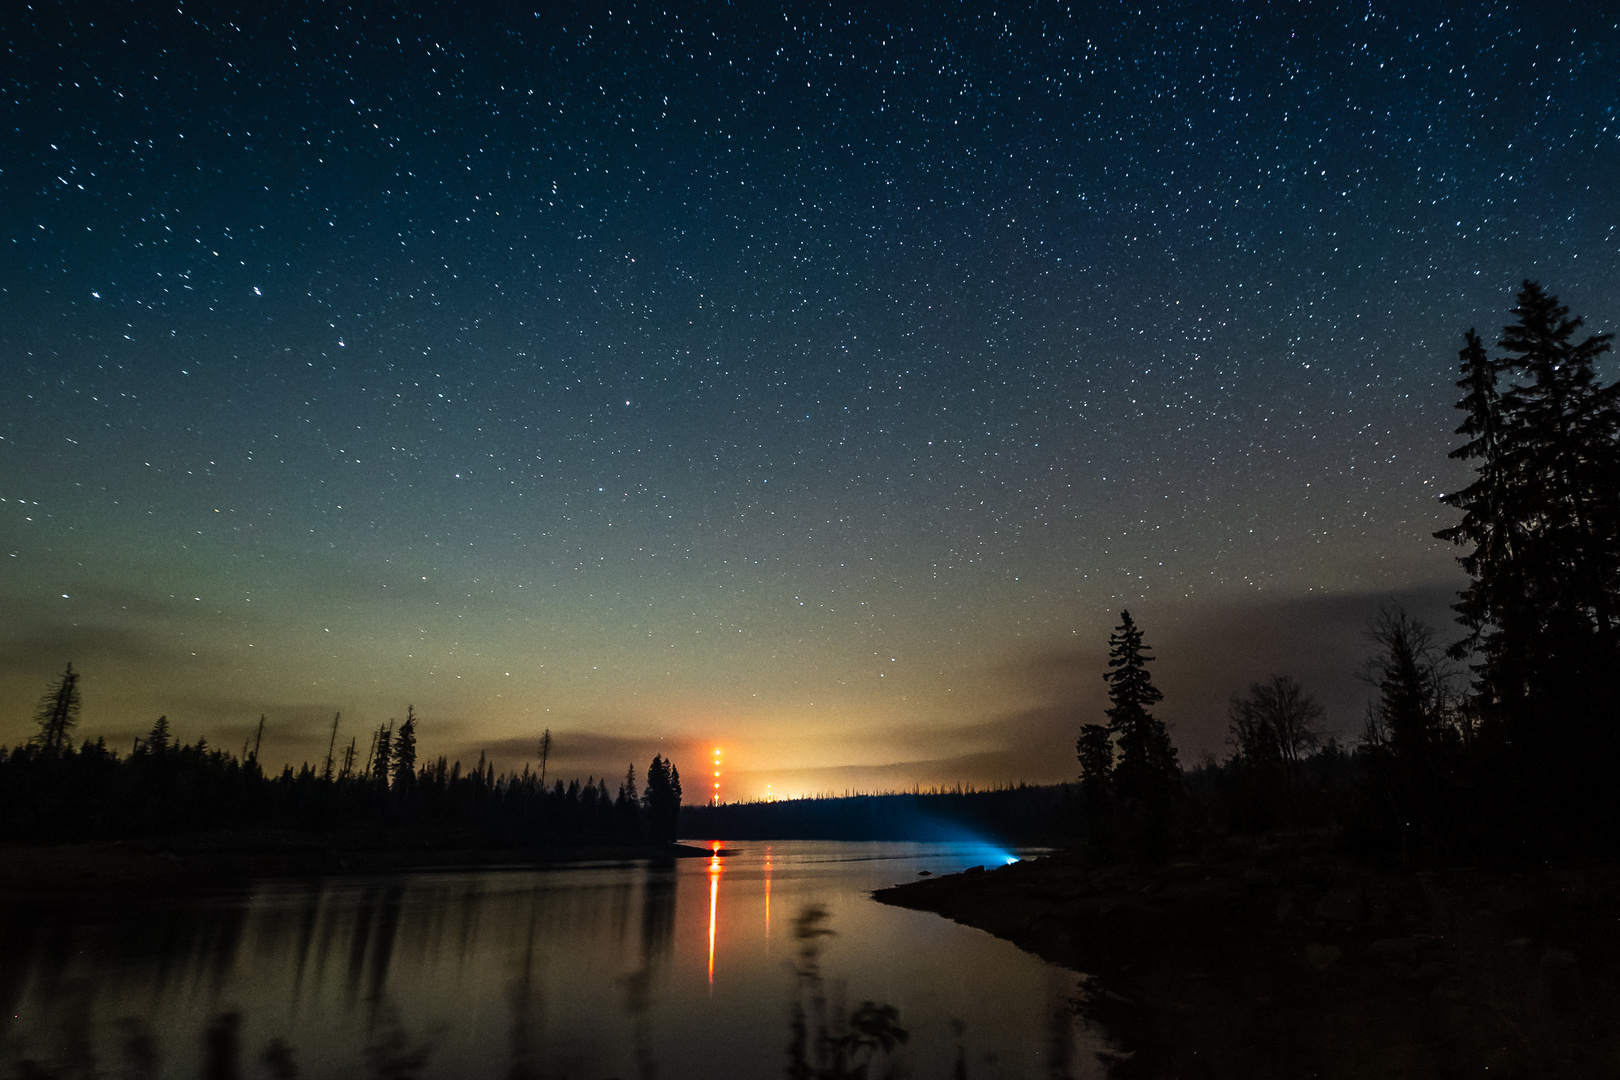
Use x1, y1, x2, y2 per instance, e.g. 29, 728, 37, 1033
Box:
707, 840, 723, 987
763, 846, 772, 946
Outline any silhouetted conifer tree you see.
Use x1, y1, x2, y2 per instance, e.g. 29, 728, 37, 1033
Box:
1104, 611, 1179, 801
1438, 283, 1620, 713
1435, 283, 1620, 840
32, 663, 81, 755
1496, 284, 1620, 644
1096, 611, 1181, 851
392, 707, 417, 789
145, 715, 171, 755
372, 722, 394, 786
321, 712, 341, 782
1437, 330, 1520, 675
615, 763, 640, 830
642, 755, 683, 840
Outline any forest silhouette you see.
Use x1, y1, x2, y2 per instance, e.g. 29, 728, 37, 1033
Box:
0, 698, 684, 849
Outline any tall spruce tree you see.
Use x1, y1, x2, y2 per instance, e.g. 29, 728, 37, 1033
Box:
392, 706, 418, 789
1496, 283, 1620, 647
642, 754, 683, 840
1103, 610, 1179, 803
1436, 282, 1620, 713
145, 715, 171, 755
32, 662, 81, 755
1436, 329, 1527, 698
372, 721, 394, 786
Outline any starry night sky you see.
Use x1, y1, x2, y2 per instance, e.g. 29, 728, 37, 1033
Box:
4, 3, 1619, 796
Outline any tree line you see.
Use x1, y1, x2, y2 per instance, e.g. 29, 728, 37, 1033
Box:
1075, 282, 1620, 860
1, 691, 684, 846
681, 783, 1070, 843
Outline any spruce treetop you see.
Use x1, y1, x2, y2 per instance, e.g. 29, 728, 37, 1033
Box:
1104, 609, 1163, 725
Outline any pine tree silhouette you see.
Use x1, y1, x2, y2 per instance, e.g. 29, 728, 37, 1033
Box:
32, 663, 81, 755
392, 707, 418, 790
1103, 611, 1179, 803
1438, 282, 1620, 713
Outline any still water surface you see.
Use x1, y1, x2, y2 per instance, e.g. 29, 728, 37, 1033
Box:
2, 841, 1108, 1078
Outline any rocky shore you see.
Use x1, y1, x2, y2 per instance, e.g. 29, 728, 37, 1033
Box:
875, 839, 1619, 1078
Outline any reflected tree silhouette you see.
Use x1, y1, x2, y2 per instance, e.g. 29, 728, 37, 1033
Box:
202, 1012, 239, 1080
613, 859, 677, 1080
640, 861, 677, 966
786, 906, 908, 1080
363, 1002, 434, 1080
114, 1017, 158, 1080
505, 894, 544, 1080
259, 1037, 298, 1080
364, 887, 406, 1010
286, 885, 325, 1003
948, 1018, 968, 1080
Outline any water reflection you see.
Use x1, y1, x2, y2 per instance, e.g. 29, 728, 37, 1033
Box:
1, 842, 1105, 1078
707, 841, 722, 988
787, 904, 909, 1080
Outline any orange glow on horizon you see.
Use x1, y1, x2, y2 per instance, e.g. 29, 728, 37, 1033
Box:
711, 746, 723, 804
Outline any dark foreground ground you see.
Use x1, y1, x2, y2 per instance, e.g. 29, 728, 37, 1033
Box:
0, 832, 712, 897
876, 838, 1620, 1079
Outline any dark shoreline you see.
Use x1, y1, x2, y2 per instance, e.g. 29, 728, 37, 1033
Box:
875, 839, 1620, 1078
0, 833, 714, 897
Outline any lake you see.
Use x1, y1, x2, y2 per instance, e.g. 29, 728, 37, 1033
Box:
1, 841, 1110, 1078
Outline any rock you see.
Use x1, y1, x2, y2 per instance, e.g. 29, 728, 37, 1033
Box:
1303, 943, 1343, 970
